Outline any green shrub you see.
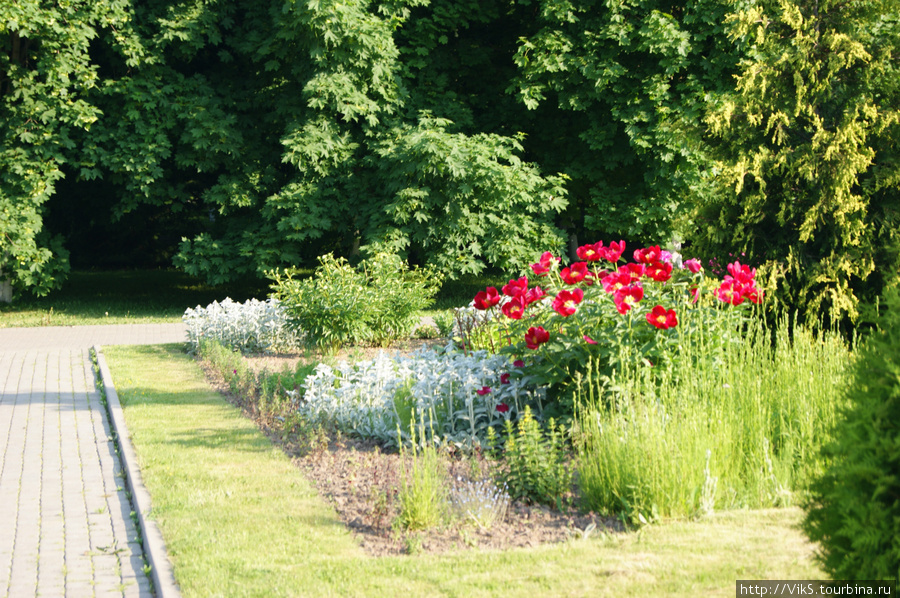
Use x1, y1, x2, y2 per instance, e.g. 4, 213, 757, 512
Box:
489, 406, 573, 508
803, 289, 900, 587
269, 252, 441, 349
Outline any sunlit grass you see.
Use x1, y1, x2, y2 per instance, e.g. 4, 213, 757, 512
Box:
104, 343, 825, 597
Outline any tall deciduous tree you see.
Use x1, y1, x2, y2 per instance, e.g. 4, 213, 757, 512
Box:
697, 0, 900, 322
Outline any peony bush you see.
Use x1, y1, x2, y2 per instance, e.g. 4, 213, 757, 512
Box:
468, 240, 764, 414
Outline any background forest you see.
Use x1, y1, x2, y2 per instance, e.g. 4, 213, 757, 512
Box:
1, 0, 898, 321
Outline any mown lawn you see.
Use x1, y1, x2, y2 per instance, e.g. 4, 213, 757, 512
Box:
104, 343, 825, 598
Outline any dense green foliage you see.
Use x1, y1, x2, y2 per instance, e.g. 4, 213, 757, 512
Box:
803, 289, 900, 586
697, 0, 900, 322
3, 0, 898, 321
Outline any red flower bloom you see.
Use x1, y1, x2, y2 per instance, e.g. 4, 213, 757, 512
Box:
513, 359, 525, 368
501, 297, 526, 320
602, 271, 633, 293
746, 287, 764, 304
561, 262, 591, 285
530, 251, 558, 277
500, 373, 511, 384
613, 284, 644, 314
576, 241, 605, 262
524, 326, 550, 350
476, 386, 492, 396
683, 258, 702, 273
617, 263, 645, 281
502, 276, 529, 298
726, 261, 756, 285
646, 305, 678, 329
602, 240, 626, 262
583, 335, 598, 345
496, 403, 510, 413
553, 288, 584, 317
644, 260, 673, 282
715, 281, 746, 305
690, 286, 700, 303
634, 245, 662, 264
524, 286, 547, 305
473, 287, 500, 310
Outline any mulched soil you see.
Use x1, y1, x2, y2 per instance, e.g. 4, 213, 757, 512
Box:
198, 341, 623, 556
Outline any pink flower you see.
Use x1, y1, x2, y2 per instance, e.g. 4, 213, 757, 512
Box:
683, 258, 702, 274
501, 296, 526, 320
576, 242, 605, 262
634, 245, 662, 264
644, 261, 673, 282
500, 373, 511, 384
473, 287, 501, 310
602, 240, 626, 262
561, 262, 591, 285
496, 403, 510, 413
502, 277, 529, 298
613, 284, 644, 314
476, 386, 492, 396
530, 251, 558, 277
747, 287, 764, 304
647, 305, 678, 329
524, 326, 550, 350
583, 335, 598, 345
553, 288, 584, 317
690, 286, 700, 303
602, 271, 633, 293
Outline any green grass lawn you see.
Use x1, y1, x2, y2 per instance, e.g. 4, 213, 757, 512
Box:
0, 270, 270, 328
104, 343, 825, 598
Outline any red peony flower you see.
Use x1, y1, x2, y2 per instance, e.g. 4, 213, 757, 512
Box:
644, 260, 673, 282
746, 287, 764, 304
613, 284, 644, 314
715, 281, 746, 305
524, 286, 547, 305
500, 373, 511, 384
513, 359, 525, 368
553, 288, 584, 317
618, 263, 645, 281
602, 240, 626, 262
502, 276, 529, 298
576, 241, 605, 262
561, 262, 591, 285
530, 251, 558, 277
726, 261, 756, 285
496, 403, 510, 413
476, 386, 492, 396
501, 296, 526, 320
524, 326, 550, 350
473, 287, 500, 310
683, 258, 702, 274
602, 271, 633, 293
634, 245, 662, 264
646, 305, 678, 329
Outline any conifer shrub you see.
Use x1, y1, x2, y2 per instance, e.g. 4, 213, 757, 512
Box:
803, 289, 900, 587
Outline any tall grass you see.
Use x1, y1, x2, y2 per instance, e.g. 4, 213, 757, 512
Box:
576, 312, 853, 522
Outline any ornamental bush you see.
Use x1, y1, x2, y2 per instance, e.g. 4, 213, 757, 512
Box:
183, 297, 302, 353
269, 253, 441, 349
468, 240, 763, 415
803, 288, 900, 587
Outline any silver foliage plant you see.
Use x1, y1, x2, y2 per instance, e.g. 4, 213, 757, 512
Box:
183, 297, 303, 353
293, 348, 544, 449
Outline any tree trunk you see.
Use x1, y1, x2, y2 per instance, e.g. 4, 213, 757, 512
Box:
0, 278, 12, 303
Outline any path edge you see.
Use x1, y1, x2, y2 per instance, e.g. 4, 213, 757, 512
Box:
93, 344, 182, 598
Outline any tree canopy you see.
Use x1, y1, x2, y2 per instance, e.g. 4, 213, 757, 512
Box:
2, 0, 898, 319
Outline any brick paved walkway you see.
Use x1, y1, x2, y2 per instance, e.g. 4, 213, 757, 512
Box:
0, 324, 185, 598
